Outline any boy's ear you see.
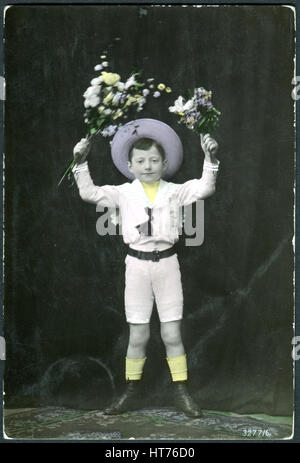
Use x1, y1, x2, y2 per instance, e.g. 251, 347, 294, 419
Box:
163, 158, 168, 171
127, 161, 132, 172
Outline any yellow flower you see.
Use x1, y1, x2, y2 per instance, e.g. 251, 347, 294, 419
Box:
112, 109, 123, 120
134, 94, 143, 102
165, 87, 172, 93
157, 83, 166, 91
178, 111, 185, 116
98, 106, 105, 113
186, 117, 195, 124
103, 92, 113, 105
101, 72, 120, 86
125, 95, 137, 107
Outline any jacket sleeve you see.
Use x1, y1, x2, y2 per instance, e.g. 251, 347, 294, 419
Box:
72, 161, 120, 208
175, 159, 220, 206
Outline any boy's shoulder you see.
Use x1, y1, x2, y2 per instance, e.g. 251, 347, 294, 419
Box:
115, 181, 132, 189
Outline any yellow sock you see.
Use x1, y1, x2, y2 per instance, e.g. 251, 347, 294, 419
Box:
125, 357, 147, 381
166, 354, 188, 381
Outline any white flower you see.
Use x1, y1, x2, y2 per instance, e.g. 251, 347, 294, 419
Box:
142, 89, 150, 96
103, 108, 112, 115
125, 75, 137, 89
137, 97, 146, 112
153, 91, 160, 98
147, 78, 154, 82
94, 64, 103, 71
183, 98, 195, 111
90, 76, 102, 86
83, 83, 102, 108
84, 94, 100, 108
117, 81, 125, 91
169, 95, 195, 113
102, 61, 109, 67
168, 96, 185, 113
83, 85, 100, 98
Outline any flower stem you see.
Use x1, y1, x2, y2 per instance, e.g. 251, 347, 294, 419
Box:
57, 158, 77, 187
195, 114, 208, 133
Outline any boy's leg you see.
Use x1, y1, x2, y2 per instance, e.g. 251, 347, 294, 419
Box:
104, 323, 149, 415
161, 320, 203, 418
104, 255, 154, 415
126, 323, 150, 380
160, 320, 187, 381
160, 319, 185, 358
127, 322, 150, 359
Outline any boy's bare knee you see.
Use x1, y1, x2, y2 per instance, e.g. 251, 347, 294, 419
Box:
162, 333, 181, 348
129, 323, 150, 348
160, 323, 182, 347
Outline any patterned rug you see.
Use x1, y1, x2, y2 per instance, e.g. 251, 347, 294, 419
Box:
3, 406, 293, 441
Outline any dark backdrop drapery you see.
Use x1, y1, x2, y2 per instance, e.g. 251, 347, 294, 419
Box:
4, 4, 294, 415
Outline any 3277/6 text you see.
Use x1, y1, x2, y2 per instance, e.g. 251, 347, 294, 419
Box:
242, 428, 272, 438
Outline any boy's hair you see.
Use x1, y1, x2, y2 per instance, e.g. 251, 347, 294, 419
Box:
128, 138, 166, 162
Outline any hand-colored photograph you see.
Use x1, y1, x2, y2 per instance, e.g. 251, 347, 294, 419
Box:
2, 3, 295, 441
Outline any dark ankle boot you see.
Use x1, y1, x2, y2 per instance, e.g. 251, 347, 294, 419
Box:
103, 380, 142, 415
173, 381, 203, 418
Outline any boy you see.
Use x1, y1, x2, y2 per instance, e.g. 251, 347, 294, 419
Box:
72, 118, 219, 418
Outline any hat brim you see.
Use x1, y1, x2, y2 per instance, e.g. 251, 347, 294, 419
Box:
110, 118, 183, 180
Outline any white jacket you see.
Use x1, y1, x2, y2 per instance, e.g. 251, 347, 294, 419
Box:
72, 160, 219, 251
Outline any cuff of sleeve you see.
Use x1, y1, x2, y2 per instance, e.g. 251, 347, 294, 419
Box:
72, 161, 89, 173
203, 159, 220, 171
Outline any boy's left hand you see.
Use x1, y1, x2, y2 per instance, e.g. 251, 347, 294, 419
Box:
200, 133, 218, 160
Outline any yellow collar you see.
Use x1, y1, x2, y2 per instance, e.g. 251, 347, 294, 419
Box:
141, 180, 160, 204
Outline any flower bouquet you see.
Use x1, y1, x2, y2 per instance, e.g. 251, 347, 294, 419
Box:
168, 87, 221, 134
58, 54, 171, 186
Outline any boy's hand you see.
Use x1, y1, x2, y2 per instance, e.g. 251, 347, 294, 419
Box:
200, 133, 218, 163
73, 138, 91, 164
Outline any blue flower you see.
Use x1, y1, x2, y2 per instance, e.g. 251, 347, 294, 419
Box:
101, 125, 118, 137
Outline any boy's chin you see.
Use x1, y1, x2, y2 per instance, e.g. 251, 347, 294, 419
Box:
136, 174, 162, 183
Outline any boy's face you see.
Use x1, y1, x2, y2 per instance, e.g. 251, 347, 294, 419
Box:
128, 145, 168, 183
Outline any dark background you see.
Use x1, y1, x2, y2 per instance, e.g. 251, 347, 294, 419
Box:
3, 4, 295, 415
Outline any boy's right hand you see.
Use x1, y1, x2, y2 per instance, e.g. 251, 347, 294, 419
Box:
73, 138, 91, 164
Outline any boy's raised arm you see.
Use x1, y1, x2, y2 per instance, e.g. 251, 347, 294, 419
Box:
72, 138, 120, 208
175, 133, 220, 206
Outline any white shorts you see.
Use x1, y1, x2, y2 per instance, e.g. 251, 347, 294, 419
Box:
124, 253, 184, 324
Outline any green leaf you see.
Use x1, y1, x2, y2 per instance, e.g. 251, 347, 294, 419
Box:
186, 88, 193, 99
